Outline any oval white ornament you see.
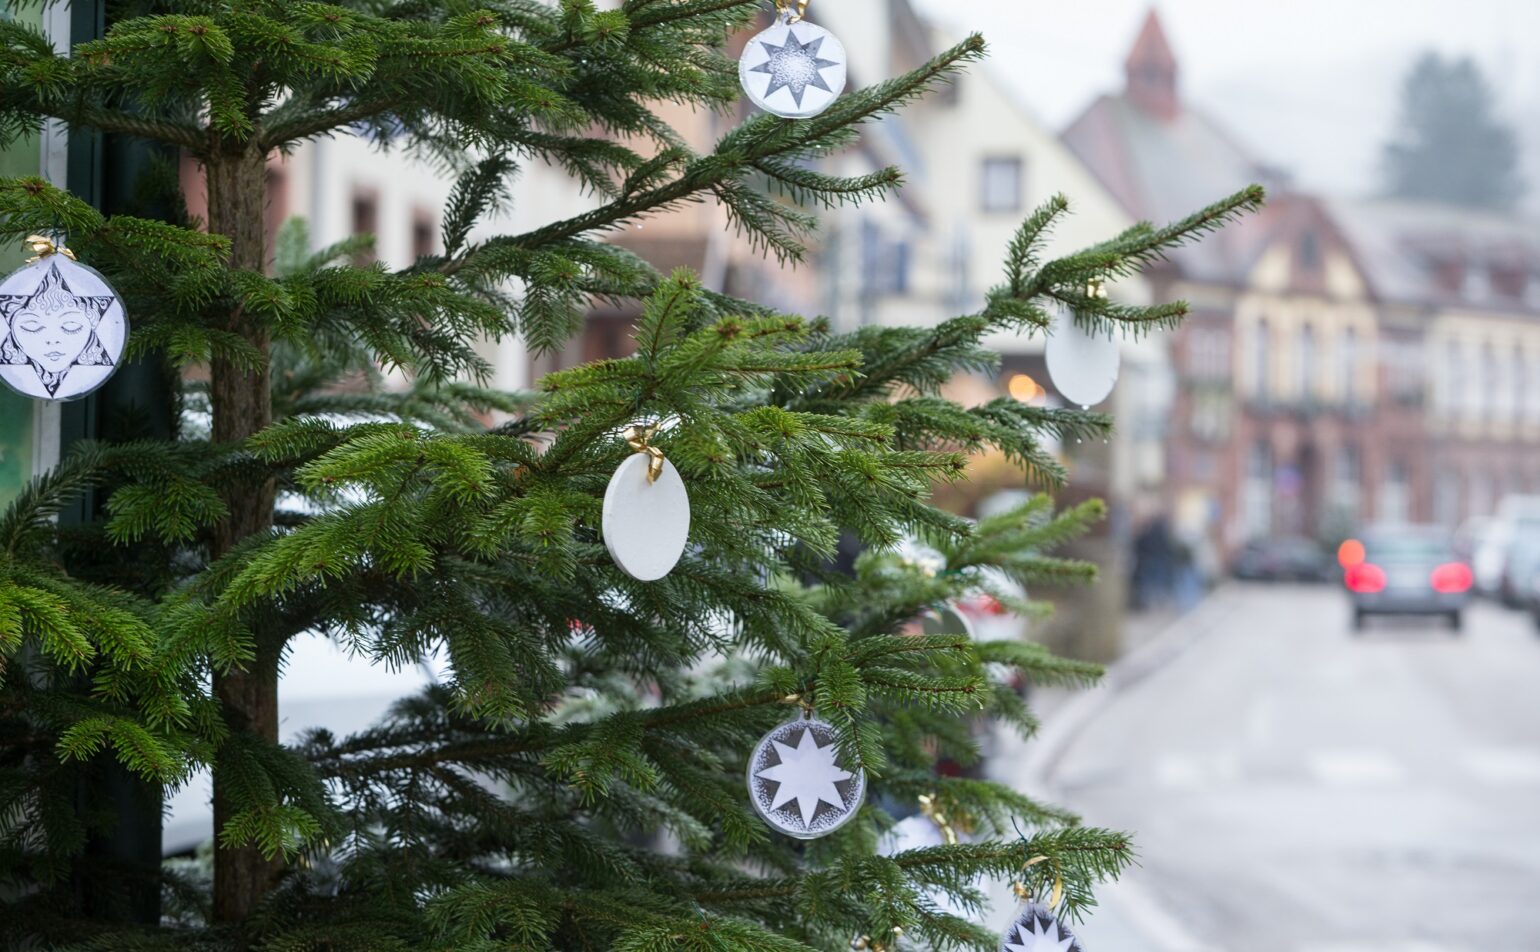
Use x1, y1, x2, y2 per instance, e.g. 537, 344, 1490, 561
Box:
602, 452, 690, 581
738, 16, 847, 119
1044, 311, 1119, 408
999, 903, 1084, 952
747, 716, 865, 839
0, 255, 127, 401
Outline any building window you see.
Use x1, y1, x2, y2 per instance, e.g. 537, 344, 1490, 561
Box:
351, 188, 379, 266
980, 157, 1023, 213
1445, 342, 1465, 417
412, 209, 436, 260
1469, 471, 1493, 519
1334, 443, 1361, 520
1243, 440, 1273, 537
1479, 343, 1500, 420
1434, 468, 1461, 528
1297, 324, 1315, 402
1529, 354, 1540, 424
1251, 318, 1271, 399
1508, 347, 1525, 423
1297, 231, 1321, 271
1188, 328, 1230, 381
1379, 459, 1410, 525
1340, 327, 1358, 405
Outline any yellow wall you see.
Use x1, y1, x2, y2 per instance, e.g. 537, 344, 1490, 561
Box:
1235, 248, 1375, 405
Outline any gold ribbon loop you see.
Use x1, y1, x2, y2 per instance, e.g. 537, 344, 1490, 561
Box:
775, 0, 810, 23
623, 423, 664, 484
917, 793, 959, 846
24, 234, 77, 264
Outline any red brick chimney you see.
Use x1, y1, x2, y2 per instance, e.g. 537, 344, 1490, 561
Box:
1125, 9, 1179, 120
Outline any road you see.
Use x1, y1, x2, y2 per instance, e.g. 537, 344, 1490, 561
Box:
997, 583, 1540, 952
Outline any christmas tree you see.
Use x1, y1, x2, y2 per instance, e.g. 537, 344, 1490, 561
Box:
0, 1, 1260, 947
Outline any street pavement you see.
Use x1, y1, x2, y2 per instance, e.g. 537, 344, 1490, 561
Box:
992, 582, 1540, 952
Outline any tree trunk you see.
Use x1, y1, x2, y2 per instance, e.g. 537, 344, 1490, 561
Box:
205, 144, 282, 924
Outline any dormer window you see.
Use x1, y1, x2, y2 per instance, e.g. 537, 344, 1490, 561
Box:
1297, 232, 1321, 271
1461, 262, 1492, 302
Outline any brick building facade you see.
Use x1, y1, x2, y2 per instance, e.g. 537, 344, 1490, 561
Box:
1064, 10, 1540, 560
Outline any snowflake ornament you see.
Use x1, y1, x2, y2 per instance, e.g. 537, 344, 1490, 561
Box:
1000, 904, 1083, 952
738, 16, 847, 119
747, 716, 865, 838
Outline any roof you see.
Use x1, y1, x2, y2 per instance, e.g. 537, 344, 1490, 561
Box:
1063, 93, 1275, 283
1323, 197, 1540, 312
1125, 10, 1176, 74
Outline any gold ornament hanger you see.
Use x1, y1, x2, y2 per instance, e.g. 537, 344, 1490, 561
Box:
24, 234, 77, 264
623, 422, 665, 484
775, 0, 811, 23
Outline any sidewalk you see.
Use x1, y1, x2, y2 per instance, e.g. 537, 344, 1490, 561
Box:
979, 588, 1239, 950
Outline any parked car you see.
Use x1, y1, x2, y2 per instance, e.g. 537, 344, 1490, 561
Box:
1472, 492, 1540, 603
1343, 526, 1472, 632
1504, 533, 1540, 633
1231, 536, 1331, 582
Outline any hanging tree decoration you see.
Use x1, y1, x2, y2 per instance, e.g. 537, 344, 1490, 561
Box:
738, 0, 848, 119
601, 422, 691, 581
1000, 859, 1085, 952
0, 235, 127, 401
746, 697, 866, 839
902, 553, 976, 641
1044, 306, 1119, 410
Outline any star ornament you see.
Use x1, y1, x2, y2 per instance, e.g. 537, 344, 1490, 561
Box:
738, 21, 847, 119
748, 718, 865, 838
1001, 906, 1081, 952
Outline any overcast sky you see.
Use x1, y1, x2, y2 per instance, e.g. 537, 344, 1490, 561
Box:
911, 0, 1540, 213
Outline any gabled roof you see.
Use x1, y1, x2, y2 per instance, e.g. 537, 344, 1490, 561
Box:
1060, 8, 1279, 284
1063, 93, 1274, 283
1323, 197, 1540, 312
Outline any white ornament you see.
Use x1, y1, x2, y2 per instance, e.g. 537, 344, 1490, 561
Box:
1044, 311, 1119, 408
920, 602, 976, 640
601, 451, 690, 582
0, 253, 127, 401
747, 716, 865, 838
1000, 903, 1082, 952
738, 15, 847, 119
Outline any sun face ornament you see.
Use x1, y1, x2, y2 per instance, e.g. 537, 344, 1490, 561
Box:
738, 1, 847, 119
746, 714, 865, 838
0, 241, 126, 402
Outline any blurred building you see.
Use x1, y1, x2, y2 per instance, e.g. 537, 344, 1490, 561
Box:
1327, 199, 1540, 525
1063, 10, 1286, 559
182, 134, 596, 397
1063, 9, 1540, 560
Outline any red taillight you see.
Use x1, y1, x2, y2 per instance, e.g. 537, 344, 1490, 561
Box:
1338, 539, 1365, 568
1430, 562, 1473, 594
1345, 562, 1386, 593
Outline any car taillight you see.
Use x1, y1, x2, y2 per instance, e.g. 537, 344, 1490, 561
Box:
1430, 562, 1473, 594
1345, 562, 1386, 593
1337, 538, 1365, 568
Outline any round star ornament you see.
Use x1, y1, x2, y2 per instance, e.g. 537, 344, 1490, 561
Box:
1044, 310, 1120, 409
1000, 903, 1083, 952
601, 424, 690, 582
738, 3, 847, 119
747, 715, 866, 839
0, 237, 127, 401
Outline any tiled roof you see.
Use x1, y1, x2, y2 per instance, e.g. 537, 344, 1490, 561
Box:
1324, 197, 1540, 312
1063, 93, 1276, 283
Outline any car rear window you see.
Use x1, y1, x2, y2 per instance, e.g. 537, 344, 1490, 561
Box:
1364, 534, 1451, 561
